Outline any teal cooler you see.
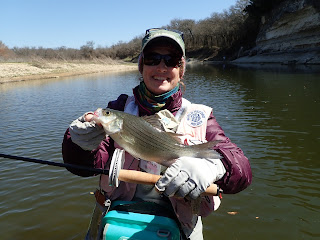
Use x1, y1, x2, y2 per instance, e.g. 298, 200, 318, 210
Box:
101, 202, 180, 240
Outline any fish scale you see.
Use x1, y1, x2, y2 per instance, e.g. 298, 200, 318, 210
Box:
123, 117, 178, 151
121, 118, 179, 161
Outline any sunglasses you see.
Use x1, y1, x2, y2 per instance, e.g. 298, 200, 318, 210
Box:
143, 53, 182, 68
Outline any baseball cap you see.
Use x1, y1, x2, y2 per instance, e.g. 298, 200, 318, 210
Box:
141, 28, 185, 57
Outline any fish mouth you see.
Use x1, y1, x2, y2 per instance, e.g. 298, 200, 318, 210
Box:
92, 108, 105, 126
94, 108, 103, 117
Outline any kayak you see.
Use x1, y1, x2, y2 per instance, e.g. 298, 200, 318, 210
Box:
101, 201, 181, 240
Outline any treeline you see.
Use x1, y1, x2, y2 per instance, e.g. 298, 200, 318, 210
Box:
1, 0, 290, 62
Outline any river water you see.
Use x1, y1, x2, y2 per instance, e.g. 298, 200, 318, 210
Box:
0, 64, 319, 240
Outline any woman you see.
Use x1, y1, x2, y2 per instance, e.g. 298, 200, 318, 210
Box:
62, 28, 252, 240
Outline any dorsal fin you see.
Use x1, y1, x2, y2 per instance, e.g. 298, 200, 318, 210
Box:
142, 109, 179, 133
142, 114, 164, 131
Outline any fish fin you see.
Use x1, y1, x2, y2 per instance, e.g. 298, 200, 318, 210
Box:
204, 140, 221, 148
191, 140, 222, 159
142, 115, 164, 131
166, 132, 185, 143
142, 110, 179, 133
119, 131, 136, 145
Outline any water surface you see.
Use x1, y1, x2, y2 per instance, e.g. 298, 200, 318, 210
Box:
0, 65, 319, 239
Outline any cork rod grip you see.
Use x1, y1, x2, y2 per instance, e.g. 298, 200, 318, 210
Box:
118, 169, 218, 196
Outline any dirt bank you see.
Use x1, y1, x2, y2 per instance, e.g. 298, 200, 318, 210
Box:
0, 61, 138, 84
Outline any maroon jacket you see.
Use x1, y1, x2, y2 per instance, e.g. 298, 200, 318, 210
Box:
62, 87, 252, 194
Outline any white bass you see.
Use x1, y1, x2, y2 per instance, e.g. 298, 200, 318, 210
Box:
93, 108, 221, 166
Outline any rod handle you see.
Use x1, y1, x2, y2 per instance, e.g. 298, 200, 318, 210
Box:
119, 169, 218, 196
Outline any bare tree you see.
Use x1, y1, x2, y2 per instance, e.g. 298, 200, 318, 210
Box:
80, 41, 95, 59
0, 41, 15, 59
166, 19, 196, 49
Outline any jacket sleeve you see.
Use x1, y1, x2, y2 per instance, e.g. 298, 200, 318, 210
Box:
61, 94, 128, 177
206, 112, 252, 194
62, 129, 115, 177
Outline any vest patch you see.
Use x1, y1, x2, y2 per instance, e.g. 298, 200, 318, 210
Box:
186, 110, 206, 127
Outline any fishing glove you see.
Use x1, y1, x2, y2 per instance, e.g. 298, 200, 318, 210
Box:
69, 112, 106, 151
155, 157, 226, 199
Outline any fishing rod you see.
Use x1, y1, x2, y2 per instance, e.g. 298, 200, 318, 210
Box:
0, 153, 170, 185
0, 153, 159, 185
0, 153, 218, 195
0, 153, 109, 175
0, 153, 167, 188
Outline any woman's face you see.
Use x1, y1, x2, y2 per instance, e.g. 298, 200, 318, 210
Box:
142, 47, 181, 95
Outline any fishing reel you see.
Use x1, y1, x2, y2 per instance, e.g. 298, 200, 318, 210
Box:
109, 148, 125, 187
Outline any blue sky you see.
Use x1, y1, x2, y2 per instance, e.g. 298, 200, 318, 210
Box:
1, 0, 238, 49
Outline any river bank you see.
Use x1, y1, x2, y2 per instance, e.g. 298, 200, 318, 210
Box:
0, 60, 138, 84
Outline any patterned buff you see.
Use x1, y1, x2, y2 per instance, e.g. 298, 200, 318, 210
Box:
136, 81, 179, 113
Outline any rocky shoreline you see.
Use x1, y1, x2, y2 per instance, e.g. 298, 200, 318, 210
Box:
232, 49, 320, 65
232, 0, 320, 66
0, 61, 138, 84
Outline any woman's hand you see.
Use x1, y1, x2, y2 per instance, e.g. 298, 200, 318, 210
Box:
69, 112, 106, 151
155, 157, 226, 199
84, 112, 94, 122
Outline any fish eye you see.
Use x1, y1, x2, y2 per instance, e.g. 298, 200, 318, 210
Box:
105, 111, 111, 116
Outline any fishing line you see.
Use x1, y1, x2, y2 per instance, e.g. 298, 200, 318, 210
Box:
0, 153, 109, 175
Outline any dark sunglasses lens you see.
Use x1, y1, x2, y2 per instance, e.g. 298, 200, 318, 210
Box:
144, 54, 181, 67
165, 56, 181, 67
143, 54, 161, 66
